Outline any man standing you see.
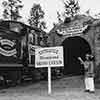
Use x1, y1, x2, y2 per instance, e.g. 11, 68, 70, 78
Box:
78, 54, 95, 93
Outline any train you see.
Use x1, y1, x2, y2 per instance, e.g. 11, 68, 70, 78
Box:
0, 20, 48, 86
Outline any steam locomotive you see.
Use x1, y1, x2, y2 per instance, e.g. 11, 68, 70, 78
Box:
0, 20, 47, 87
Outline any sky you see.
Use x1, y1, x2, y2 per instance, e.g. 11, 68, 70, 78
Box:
0, 0, 100, 32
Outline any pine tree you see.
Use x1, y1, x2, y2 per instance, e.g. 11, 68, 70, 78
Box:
64, 0, 80, 18
28, 3, 46, 30
2, 0, 23, 21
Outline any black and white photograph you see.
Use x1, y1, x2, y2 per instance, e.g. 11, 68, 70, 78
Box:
0, 0, 100, 100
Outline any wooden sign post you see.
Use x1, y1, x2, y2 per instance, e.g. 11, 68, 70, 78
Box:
48, 66, 51, 94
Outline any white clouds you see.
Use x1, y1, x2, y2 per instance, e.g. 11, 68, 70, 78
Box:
79, 0, 100, 15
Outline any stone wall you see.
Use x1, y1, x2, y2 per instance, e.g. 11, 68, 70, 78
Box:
47, 17, 100, 71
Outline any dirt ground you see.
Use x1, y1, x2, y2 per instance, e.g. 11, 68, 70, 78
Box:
0, 76, 100, 100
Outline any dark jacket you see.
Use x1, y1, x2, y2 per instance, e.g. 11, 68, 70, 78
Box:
84, 61, 94, 77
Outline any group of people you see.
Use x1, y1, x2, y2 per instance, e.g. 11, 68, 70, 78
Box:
78, 53, 95, 93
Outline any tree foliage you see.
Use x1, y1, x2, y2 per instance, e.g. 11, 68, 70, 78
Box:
57, 11, 63, 23
28, 3, 46, 30
2, 0, 23, 20
64, 0, 80, 17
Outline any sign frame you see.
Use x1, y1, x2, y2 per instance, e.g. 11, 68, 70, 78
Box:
35, 46, 64, 68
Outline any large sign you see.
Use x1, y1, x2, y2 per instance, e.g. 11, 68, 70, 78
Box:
35, 46, 64, 68
57, 25, 88, 36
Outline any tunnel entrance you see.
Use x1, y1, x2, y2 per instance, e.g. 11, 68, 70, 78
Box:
62, 36, 92, 75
